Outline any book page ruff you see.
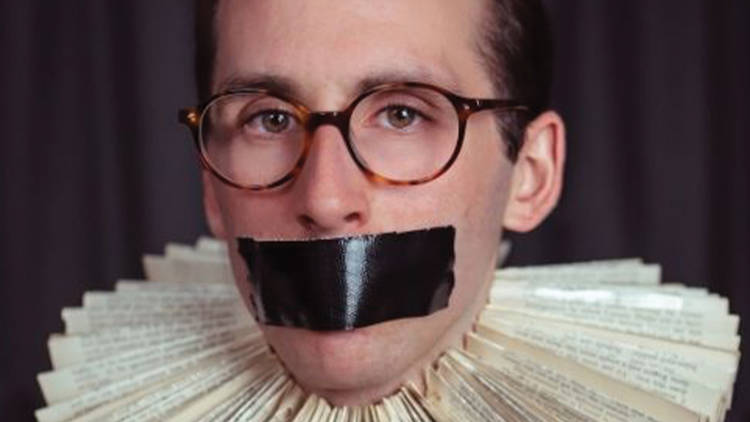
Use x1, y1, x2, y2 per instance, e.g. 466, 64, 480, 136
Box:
35, 238, 741, 422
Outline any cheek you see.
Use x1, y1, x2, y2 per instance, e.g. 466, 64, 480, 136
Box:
444, 121, 513, 312
437, 117, 512, 230
212, 182, 294, 238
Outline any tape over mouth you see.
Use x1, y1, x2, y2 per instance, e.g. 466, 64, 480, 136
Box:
237, 226, 456, 331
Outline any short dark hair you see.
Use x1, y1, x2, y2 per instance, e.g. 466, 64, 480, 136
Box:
192, 0, 554, 161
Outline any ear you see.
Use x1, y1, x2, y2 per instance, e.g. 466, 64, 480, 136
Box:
503, 111, 566, 232
202, 171, 228, 239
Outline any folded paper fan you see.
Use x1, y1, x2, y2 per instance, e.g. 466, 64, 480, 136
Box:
35, 238, 741, 421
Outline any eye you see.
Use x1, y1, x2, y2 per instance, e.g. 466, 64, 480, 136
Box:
257, 111, 292, 133
380, 106, 421, 130
243, 110, 296, 135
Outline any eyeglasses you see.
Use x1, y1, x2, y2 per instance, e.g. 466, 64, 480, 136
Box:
179, 82, 527, 191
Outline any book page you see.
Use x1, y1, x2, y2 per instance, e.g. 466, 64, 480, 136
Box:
39, 328, 258, 404
104, 351, 277, 421
445, 351, 595, 422
34, 338, 256, 422
48, 316, 252, 369
465, 332, 706, 422
480, 310, 737, 389
62, 301, 251, 334
496, 261, 661, 285
487, 286, 739, 350
222, 371, 291, 421
476, 320, 726, 421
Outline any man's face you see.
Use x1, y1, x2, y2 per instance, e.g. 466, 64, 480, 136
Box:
204, 0, 539, 404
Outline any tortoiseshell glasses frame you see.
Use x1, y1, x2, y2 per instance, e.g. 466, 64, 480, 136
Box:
179, 81, 528, 191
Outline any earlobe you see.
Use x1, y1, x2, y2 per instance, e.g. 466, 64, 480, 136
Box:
202, 171, 228, 239
502, 111, 566, 233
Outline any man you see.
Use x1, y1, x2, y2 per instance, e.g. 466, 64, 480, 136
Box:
185, 0, 565, 406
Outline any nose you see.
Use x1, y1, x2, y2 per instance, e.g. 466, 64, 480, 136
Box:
290, 124, 371, 235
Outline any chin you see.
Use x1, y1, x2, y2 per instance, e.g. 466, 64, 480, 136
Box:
260, 313, 448, 395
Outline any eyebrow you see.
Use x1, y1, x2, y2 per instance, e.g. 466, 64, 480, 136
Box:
215, 67, 464, 103
354, 68, 463, 94
216, 74, 300, 100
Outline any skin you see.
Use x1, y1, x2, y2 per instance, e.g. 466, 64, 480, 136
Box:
203, 0, 565, 406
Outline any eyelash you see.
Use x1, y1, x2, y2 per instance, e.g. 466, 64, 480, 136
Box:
245, 109, 296, 126
378, 103, 433, 123
241, 102, 434, 132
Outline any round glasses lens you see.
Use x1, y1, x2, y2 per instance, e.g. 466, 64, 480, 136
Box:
200, 93, 306, 187
350, 86, 459, 182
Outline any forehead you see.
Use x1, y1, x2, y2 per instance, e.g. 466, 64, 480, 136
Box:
213, 0, 493, 101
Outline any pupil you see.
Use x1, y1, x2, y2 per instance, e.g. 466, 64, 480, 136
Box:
388, 108, 414, 128
263, 113, 289, 132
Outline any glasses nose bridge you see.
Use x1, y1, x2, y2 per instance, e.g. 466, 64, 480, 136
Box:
306, 111, 350, 139
300, 110, 363, 177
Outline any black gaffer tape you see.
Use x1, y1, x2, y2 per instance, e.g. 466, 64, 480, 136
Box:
236, 226, 456, 331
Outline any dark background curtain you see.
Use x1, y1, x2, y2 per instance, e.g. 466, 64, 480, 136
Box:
1, 1, 747, 420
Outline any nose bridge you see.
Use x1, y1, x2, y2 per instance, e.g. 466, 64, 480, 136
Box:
302, 110, 357, 177
293, 110, 369, 233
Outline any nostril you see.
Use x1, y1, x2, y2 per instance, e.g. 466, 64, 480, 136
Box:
296, 212, 363, 232
298, 215, 316, 230
344, 212, 360, 223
